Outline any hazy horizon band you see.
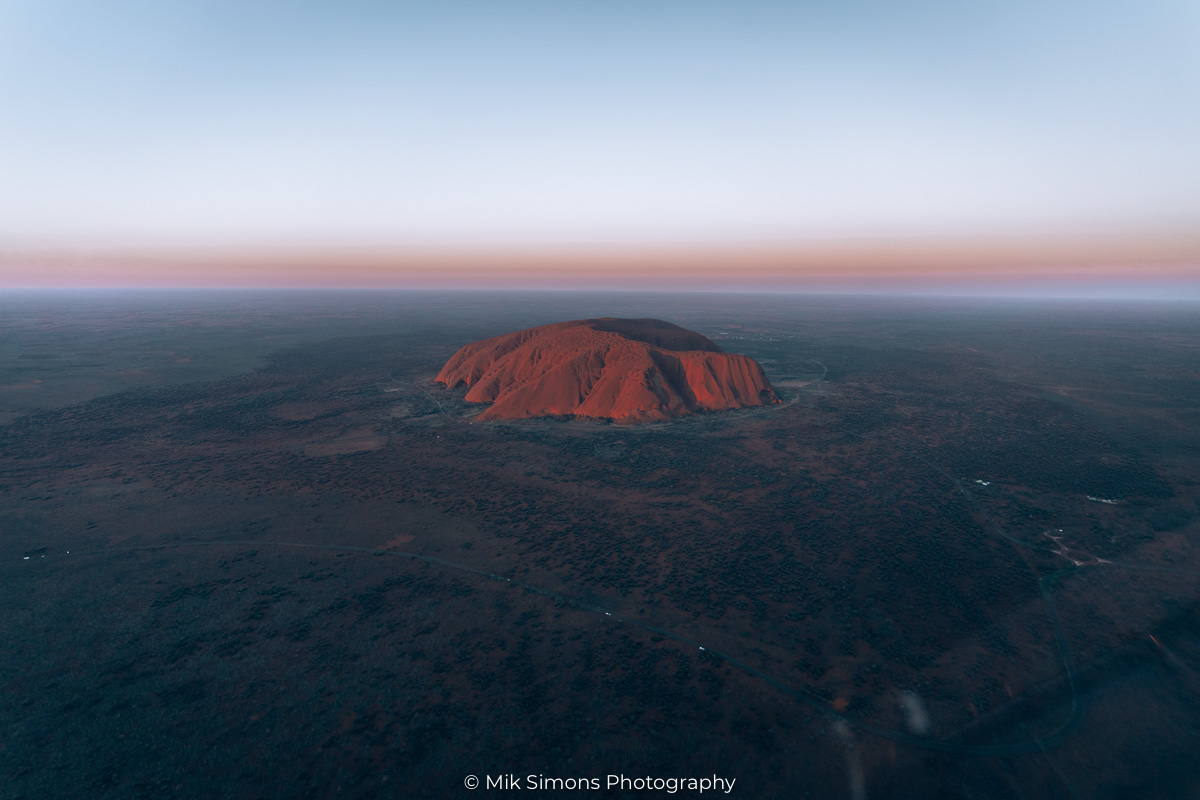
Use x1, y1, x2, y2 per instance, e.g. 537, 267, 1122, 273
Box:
2, 236, 1197, 299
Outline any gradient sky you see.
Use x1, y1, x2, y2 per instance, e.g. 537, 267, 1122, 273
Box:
1, 0, 1198, 251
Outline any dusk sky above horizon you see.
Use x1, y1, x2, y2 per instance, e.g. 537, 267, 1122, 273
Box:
1, 0, 1199, 293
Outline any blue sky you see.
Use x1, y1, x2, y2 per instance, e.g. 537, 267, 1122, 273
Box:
1, 0, 1197, 247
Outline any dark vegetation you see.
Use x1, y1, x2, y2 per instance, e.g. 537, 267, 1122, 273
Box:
1, 292, 1199, 798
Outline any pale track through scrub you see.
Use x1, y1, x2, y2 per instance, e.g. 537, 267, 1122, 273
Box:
763, 356, 1200, 753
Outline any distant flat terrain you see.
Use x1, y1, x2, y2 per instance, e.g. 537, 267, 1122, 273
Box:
2, 291, 1199, 798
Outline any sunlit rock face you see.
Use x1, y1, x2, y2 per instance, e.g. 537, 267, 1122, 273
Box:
436, 318, 779, 422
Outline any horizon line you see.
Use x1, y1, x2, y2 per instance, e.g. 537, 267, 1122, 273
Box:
4, 287, 1200, 303
1, 232, 1197, 297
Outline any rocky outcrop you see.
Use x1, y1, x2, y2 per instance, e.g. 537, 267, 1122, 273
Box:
435, 318, 779, 422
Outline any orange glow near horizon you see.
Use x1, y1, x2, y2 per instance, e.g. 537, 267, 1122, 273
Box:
1, 234, 1198, 297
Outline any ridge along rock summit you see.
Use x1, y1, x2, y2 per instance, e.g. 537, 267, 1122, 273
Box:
435, 318, 780, 423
